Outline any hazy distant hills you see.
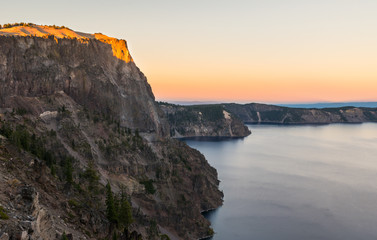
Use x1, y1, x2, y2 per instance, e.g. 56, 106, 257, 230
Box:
169, 101, 377, 109
163, 102, 377, 127
223, 103, 377, 124
277, 102, 377, 109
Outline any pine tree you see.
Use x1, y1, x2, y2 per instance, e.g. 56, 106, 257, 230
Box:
114, 194, 120, 222
65, 157, 73, 184
118, 191, 133, 229
112, 232, 118, 240
84, 161, 99, 193
106, 182, 116, 224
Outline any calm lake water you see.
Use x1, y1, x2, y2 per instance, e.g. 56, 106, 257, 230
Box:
185, 123, 377, 240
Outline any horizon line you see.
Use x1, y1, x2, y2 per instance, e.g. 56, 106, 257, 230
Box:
158, 99, 377, 105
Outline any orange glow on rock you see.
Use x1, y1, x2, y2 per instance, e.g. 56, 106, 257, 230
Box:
0, 25, 133, 63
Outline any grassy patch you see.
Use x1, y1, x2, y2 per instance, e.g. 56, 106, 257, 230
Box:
0, 206, 9, 220
68, 199, 80, 208
160, 234, 171, 240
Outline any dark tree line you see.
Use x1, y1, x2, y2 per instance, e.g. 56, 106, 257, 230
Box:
0, 121, 75, 183
106, 183, 133, 231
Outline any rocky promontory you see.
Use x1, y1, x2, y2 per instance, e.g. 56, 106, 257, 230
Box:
159, 102, 251, 138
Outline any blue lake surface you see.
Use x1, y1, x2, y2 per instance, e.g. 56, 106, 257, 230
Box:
185, 123, 377, 240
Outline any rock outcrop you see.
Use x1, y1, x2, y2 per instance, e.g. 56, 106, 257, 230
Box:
0, 24, 223, 240
159, 102, 251, 138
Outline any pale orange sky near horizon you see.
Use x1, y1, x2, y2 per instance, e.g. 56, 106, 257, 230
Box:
2, 0, 377, 103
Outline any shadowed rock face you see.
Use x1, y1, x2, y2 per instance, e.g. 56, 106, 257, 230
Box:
0, 34, 167, 137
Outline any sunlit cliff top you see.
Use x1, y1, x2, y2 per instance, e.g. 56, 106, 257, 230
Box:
0, 24, 93, 39
0, 23, 133, 62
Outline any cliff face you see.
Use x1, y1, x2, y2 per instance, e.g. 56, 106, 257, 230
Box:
224, 103, 377, 124
0, 34, 167, 137
0, 26, 223, 240
159, 103, 251, 138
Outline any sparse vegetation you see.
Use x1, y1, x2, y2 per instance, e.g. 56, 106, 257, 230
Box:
207, 227, 215, 236
68, 199, 80, 208
140, 179, 156, 194
61, 232, 68, 240
0, 206, 9, 220
160, 234, 171, 240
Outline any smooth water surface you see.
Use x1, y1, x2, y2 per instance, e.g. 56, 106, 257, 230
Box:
185, 123, 377, 240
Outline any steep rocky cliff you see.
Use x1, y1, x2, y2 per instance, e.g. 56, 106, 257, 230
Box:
0, 25, 223, 240
0, 25, 167, 137
224, 103, 377, 124
159, 103, 251, 138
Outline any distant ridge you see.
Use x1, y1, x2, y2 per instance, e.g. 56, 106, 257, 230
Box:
166, 100, 222, 106
162, 101, 377, 125
165, 101, 377, 109
277, 102, 377, 109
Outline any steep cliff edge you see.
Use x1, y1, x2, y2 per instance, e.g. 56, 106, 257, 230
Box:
159, 102, 251, 138
0, 25, 166, 137
0, 25, 223, 240
224, 103, 377, 124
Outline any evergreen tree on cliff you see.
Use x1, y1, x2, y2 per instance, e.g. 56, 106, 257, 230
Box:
106, 182, 116, 224
118, 191, 133, 230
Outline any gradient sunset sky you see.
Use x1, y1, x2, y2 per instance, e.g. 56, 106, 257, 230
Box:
2, 0, 377, 103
